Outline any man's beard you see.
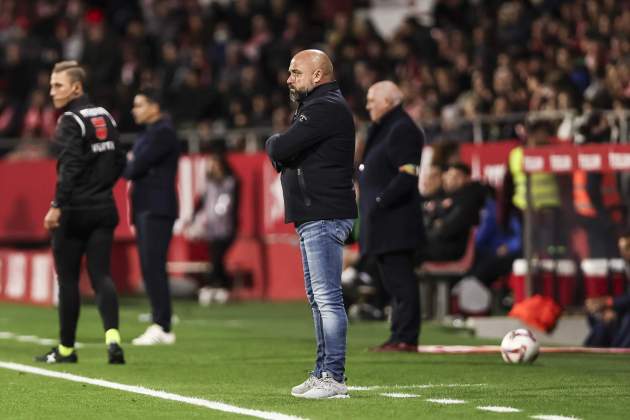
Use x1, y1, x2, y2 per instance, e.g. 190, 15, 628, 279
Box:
289, 87, 309, 103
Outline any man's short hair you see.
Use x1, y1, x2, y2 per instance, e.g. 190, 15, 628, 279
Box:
447, 162, 471, 176
52, 61, 86, 85
136, 87, 163, 108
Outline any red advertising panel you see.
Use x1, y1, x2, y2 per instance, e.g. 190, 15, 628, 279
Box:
522, 144, 630, 173
460, 141, 519, 187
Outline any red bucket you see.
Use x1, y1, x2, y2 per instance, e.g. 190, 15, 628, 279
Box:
581, 259, 609, 298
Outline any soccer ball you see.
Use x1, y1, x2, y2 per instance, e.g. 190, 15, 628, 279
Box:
500, 329, 540, 364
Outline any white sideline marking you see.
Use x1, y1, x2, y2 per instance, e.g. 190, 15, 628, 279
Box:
531, 416, 581, 420
0, 361, 306, 420
380, 393, 419, 398
426, 398, 466, 404
0, 331, 85, 348
348, 383, 486, 391
478, 406, 522, 413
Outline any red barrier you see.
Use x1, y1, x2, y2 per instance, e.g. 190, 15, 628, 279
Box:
0, 250, 57, 306
0, 153, 306, 304
523, 144, 630, 173
460, 141, 519, 187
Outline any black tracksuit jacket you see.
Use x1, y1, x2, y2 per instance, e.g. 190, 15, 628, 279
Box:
53, 95, 125, 209
265, 81, 357, 224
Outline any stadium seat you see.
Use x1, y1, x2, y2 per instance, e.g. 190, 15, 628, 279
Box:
417, 229, 476, 320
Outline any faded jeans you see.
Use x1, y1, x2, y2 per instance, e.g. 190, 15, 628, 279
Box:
297, 219, 354, 382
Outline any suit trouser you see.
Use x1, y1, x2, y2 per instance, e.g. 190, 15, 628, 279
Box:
135, 212, 175, 332
376, 250, 420, 345
52, 206, 119, 348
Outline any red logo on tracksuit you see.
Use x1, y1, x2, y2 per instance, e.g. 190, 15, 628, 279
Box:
90, 116, 108, 140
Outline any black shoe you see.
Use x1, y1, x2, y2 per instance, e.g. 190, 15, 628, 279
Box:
108, 343, 125, 364
35, 347, 78, 364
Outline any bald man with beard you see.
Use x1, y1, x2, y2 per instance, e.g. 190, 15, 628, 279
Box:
358, 81, 424, 352
266, 50, 357, 399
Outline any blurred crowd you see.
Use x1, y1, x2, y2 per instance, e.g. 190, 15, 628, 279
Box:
0, 0, 630, 157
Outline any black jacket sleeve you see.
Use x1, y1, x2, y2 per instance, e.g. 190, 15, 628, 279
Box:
265, 102, 329, 163
377, 122, 422, 208
265, 134, 284, 172
54, 115, 86, 207
123, 127, 176, 180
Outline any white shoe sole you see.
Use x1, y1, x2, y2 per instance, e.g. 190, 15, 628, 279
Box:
132, 341, 175, 346
300, 393, 350, 399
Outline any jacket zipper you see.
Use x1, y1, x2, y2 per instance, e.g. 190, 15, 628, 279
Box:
297, 168, 312, 207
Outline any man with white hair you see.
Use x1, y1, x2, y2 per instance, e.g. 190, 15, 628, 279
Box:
358, 80, 424, 352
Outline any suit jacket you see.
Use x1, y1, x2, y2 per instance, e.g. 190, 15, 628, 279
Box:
123, 117, 180, 221
358, 105, 424, 255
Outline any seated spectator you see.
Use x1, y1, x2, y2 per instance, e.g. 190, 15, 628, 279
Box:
419, 162, 485, 262
188, 145, 240, 305
0, 91, 20, 139
453, 187, 523, 315
584, 235, 630, 348
469, 188, 523, 288
420, 163, 446, 230
21, 90, 56, 139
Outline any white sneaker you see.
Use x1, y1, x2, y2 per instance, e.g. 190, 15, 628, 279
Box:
198, 287, 230, 306
301, 372, 349, 399
291, 375, 320, 397
132, 324, 176, 346
198, 287, 214, 307
213, 288, 230, 304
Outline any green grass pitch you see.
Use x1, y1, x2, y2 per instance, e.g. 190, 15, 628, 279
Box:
0, 299, 629, 419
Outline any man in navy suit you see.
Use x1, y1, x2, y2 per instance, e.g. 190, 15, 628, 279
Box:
123, 88, 180, 345
358, 81, 424, 352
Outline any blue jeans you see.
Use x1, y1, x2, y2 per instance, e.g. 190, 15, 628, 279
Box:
296, 219, 354, 382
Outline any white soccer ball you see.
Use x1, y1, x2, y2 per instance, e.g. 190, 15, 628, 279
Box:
500, 329, 540, 364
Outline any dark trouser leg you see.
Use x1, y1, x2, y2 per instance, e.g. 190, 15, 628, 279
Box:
584, 315, 614, 347
471, 252, 519, 287
208, 237, 234, 289
85, 225, 119, 332
611, 313, 630, 348
580, 216, 620, 258
377, 250, 420, 345
136, 213, 174, 332
52, 215, 85, 348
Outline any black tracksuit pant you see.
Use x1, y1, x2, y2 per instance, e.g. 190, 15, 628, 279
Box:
52, 206, 119, 348
135, 212, 175, 332
376, 250, 420, 345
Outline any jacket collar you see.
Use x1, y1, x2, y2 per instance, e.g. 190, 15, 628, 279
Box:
146, 115, 168, 129
300, 81, 339, 103
64, 95, 90, 112
375, 104, 405, 126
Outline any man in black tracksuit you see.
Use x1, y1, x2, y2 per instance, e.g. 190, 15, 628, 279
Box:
358, 81, 424, 352
265, 50, 357, 399
37, 61, 125, 364
123, 88, 180, 346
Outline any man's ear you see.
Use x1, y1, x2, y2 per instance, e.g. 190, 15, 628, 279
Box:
71, 82, 82, 96
312, 69, 322, 84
